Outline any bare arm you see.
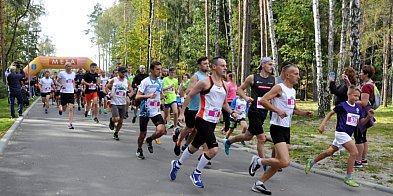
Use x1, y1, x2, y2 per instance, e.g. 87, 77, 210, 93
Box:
260, 85, 283, 115
294, 105, 313, 117
185, 75, 198, 94
237, 75, 254, 102
135, 90, 155, 101
318, 111, 335, 133
105, 79, 114, 94
359, 109, 374, 126
356, 92, 370, 108
178, 79, 207, 122
127, 80, 134, 96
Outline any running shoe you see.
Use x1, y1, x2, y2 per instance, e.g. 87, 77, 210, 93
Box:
361, 159, 368, 165
241, 141, 246, 145
155, 138, 161, 145
78, 106, 81, 111
251, 182, 272, 195
174, 143, 181, 156
305, 158, 313, 174
278, 168, 283, 172
45, 109, 48, 114
84, 111, 88, 117
59, 110, 62, 116
170, 160, 180, 181
177, 122, 185, 128
88, 110, 92, 117
136, 148, 145, 160
113, 133, 119, 141
68, 123, 74, 129
249, 155, 261, 176
165, 123, 174, 129
354, 160, 363, 168
109, 118, 115, 130
190, 170, 204, 188
181, 143, 188, 152
146, 137, 154, 153
172, 127, 180, 142
344, 177, 360, 187
223, 139, 231, 155
132, 116, 137, 124
94, 117, 99, 123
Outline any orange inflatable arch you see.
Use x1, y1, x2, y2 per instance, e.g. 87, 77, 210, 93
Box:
24, 56, 102, 77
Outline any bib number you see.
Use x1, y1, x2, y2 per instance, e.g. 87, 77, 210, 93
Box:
257, 97, 265, 109
346, 113, 360, 127
88, 84, 97, 90
287, 97, 296, 109
115, 90, 127, 97
204, 107, 221, 122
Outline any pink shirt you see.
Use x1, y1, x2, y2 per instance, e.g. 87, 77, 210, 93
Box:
227, 81, 237, 102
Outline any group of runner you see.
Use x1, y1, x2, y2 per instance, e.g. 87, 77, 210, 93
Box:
36, 56, 376, 195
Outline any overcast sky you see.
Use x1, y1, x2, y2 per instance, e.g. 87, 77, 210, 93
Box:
39, 0, 116, 64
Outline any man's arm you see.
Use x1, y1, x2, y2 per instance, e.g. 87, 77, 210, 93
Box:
185, 75, 198, 94
237, 75, 253, 102
294, 105, 313, 117
357, 92, 370, 108
105, 79, 114, 94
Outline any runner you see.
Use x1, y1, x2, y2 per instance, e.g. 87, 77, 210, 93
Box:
173, 57, 209, 156
170, 56, 238, 188
57, 62, 76, 129
99, 71, 109, 114
135, 61, 167, 160
105, 66, 133, 140
177, 73, 190, 118
305, 85, 374, 187
75, 68, 84, 111
82, 63, 101, 123
125, 65, 134, 118
39, 71, 55, 114
53, 72, 61, 108
223, 57, 276, 159
163, 67, 179, 141
248, 64, 313, 195
131, 65, 149, 123
220, 72, 237, 134
225, 95, 248, 140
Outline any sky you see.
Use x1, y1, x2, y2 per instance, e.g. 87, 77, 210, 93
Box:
39, 0, 116, 64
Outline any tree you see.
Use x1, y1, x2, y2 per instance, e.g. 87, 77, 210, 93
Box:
148, 0, 154, 66
205, 0, 210, 58
337, 0, 348, 84
227, 0, 235, 72
313, 0, 325, 118
349, 0, 361, 74
326, 0, 334, 110
37, 36, 56, 56
215, 0, 220, 56
266, 0, 278, 76
241, 0, 251, 83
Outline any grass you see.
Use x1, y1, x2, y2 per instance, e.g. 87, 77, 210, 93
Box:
215, 100, 393, 187
0, 98, 16, 137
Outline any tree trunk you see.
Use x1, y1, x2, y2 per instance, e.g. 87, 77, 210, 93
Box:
259, 0, 264, 57
313, 0, 325, 118
0, 0, 5, 82
391, 6, 393, 106
241, 0, 251, 83
215, 0, 220, 56
326, 0, 334, 111
266, 0, 278, 76
382, 19, 389, 107
228, 0, 235, 72
349, 0, 361, 75
237, 0, 242, 84
205, 0, 210, 58
337, 0, 348, 84
148, 0, 154, 66
264, 0, 268, 56
222, 2, 229, 49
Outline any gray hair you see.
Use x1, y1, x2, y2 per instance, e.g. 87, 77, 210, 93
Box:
9, 65, 16, 72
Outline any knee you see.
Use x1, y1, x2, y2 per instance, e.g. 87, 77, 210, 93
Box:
279, 159, 291, 168
325, 149, 335, 157
349, 150, 359, 158
158, 125, 166, 134
139, 132, 147, 138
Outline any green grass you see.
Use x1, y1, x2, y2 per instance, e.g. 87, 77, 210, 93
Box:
0, 98, 15, 137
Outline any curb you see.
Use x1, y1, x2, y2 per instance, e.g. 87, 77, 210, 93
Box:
0, 98, 40, 156
217, 138, 393, 194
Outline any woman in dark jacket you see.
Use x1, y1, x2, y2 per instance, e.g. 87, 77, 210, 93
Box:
329, 67, 357, 106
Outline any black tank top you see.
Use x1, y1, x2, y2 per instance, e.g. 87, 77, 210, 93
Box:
250, 74, 275, 111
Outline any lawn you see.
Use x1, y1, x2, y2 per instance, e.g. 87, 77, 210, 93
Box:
0, 98, 16, 138
215, 100, 393, 187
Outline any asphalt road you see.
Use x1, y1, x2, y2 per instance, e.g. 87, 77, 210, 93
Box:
0, 101, 390, 196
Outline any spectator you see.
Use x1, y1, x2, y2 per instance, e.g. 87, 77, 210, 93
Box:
329, 67, 357, 106
7, 62, 25, 118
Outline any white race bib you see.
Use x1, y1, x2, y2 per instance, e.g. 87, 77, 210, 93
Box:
115, 90, 127, 97
257, 97, 265, 109
346, 113, 360, 127
88, 84, 97, 90
166, 86, 175, 92
287, 97, 296, 109
203, 106, 221, 123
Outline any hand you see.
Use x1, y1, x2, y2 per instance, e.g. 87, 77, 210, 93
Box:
171, 84, 174, 88
232, 112, 238, 120
178, 113, 185, 123
246, 96, 254, 103
318, 126, 325, 134
305, 111, 313, 118
149, 92, 157, 99
276, 109, 287, 119
367, 109, 375, 117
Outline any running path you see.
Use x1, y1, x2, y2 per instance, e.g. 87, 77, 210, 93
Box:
0, 102, 390, 196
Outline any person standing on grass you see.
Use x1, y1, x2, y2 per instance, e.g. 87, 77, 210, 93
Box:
329, 67, 357, 106
220, 72, 237, 134
305, 85, 374, 187
248, 64, 313, 195
6, 62, 25, 118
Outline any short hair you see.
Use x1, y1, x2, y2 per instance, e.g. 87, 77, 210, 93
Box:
361, 65, 375, 78
45, 70, 50, 74
9, 65, 16, 72
90, 63, 97, 67
348, 85, 361, 94
197, 56, 208, 65
343, 67, 357, 85
282, 63, 297, 75
183, 73, 190, 78
150, 61, 162, 71
127, 64, 132, 67
169, 67, 175, 72
64, 62, 72, 67
211, 56, 224, 66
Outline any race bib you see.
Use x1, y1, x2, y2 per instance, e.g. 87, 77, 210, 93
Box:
147, 99, 160, 108
115, 90, 127, 97
346, 113, 360, 127
287, 97, 296, 109
45, 87, 51, 91
237, 104, 246, 111
88, 84, 97, 90
204, 106, 221, 122
65, 79, 74, 84
257, 97, 265, 109
166, 86, 174, 92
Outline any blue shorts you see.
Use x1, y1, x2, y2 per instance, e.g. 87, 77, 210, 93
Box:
165, 101, 177, 108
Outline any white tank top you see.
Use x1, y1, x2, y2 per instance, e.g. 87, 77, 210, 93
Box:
196, 76, 227, 123
40, 77, 53, 93
270, 83, 296, 128
111, 77, 128, 105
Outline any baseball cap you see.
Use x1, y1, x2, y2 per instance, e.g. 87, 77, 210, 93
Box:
257, 57, 273, 69
139, 65, 146, 69
118, 66, 127, 73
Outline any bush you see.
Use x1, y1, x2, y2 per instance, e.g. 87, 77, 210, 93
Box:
0, 80, 8, 99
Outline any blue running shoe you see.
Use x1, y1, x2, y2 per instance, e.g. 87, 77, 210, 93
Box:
170, 160, 180, 181
45, 109, 48, 114
223, 139, 231, 155
190, 170, 204, 188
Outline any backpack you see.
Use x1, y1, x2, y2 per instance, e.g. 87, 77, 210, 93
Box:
367, 81, 381, 110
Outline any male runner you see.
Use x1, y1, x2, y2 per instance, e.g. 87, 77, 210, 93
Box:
82, 63, 101, 123
105, 66, 133, 140
57, 62, 76, 129
163, 67, 179, 139
75, 68, 84, 111
39, 71, 55, 114
170, 56, 238, 188
131, 65, 149, 123
53, 72, 61, 107
99, 71, 109, 114
125, 65, 134, 118
135, 61, 167, 159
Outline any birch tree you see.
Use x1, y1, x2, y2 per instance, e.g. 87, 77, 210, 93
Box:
382, 18, 390, 107
349, 0, 361, 74
325, 0, 334, 110
205, 0, 210, 58
241, 0, 251, 83
337, 0, 349, 84
215, 0, 220, 56
313, 0, 325, 118
266, 0, 278, 76
259, 0, 265, 57
148, 0, 154, 66
227, 0, 235, 72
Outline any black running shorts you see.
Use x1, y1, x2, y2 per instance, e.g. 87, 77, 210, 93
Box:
354, 128, 367, 144
191, 117, 218, 149
60, 93, 75, 106
248, 108, 268, 135
270, 124, 291, 144
139, 114, 165, 132
185, 107, 198, 128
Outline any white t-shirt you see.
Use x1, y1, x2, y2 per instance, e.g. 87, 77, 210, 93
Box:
100, 75, 109, 90
138, 76, 163, 117
58, 71, 75, 93
39, 77, 54, 93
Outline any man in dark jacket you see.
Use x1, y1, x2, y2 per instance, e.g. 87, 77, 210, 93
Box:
7, 62, 25, 118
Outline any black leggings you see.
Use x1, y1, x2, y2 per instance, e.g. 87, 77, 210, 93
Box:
222, 102, 231, 131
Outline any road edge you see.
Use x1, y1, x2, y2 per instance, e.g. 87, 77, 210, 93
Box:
0, 98, 40, 156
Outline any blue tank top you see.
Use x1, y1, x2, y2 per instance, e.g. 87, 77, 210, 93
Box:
188, 71, 207, 111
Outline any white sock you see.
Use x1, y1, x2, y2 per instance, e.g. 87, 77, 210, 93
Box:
256, 180, 264, 185
257, 158, 263, 166
196, 153, 211, 172
179, 147, 193, 165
